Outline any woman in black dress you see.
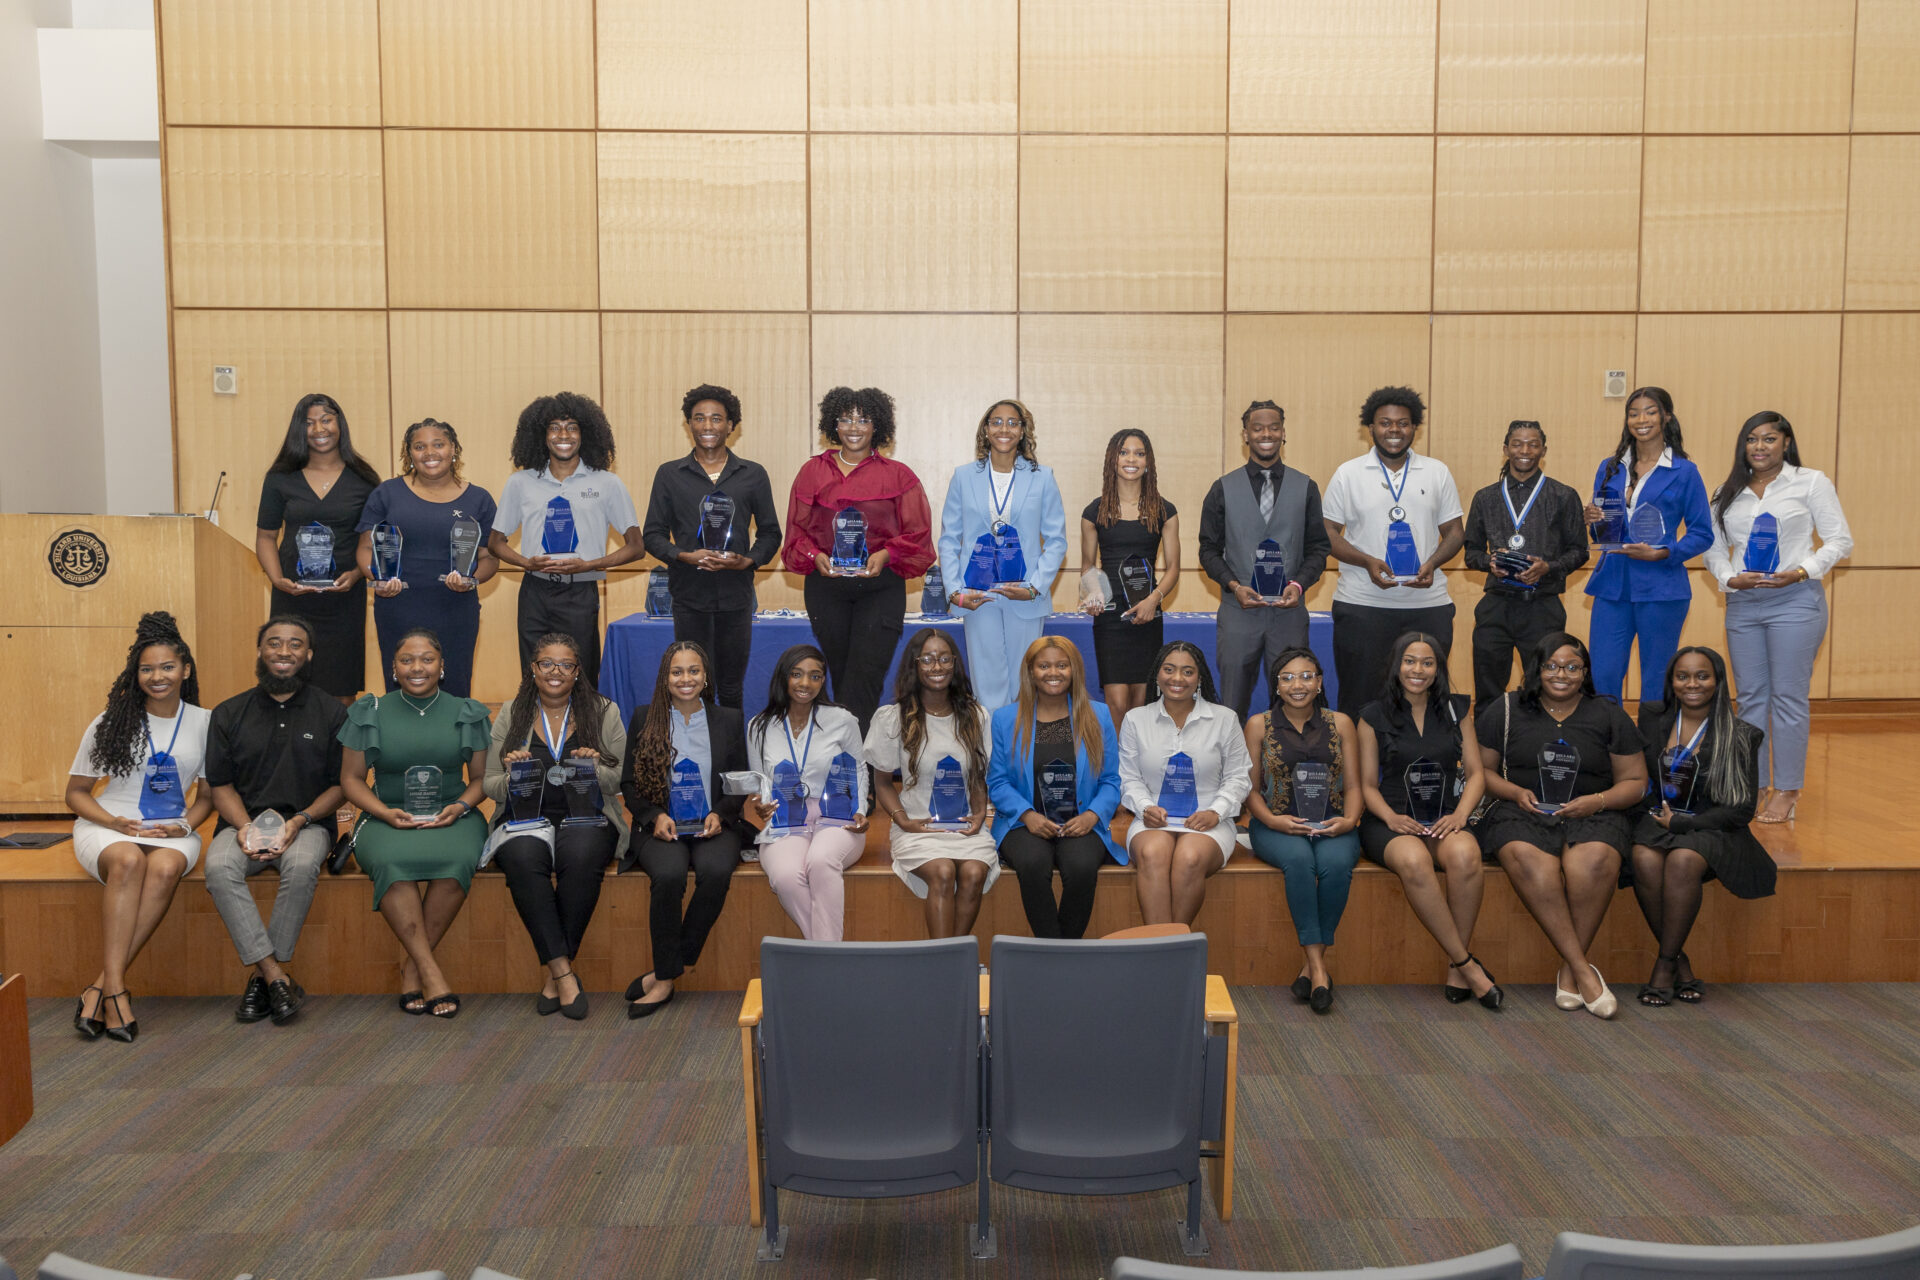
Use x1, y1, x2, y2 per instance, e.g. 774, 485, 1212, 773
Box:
1476, 632, 1647, 1019
254, 393, 381, 699
1079, 430, 1179, 719
1629, 646, 1774, 1007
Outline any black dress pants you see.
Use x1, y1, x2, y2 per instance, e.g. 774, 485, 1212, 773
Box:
1472, 591, 1566, 711
519, 576, 603, 685
493, 823, 616, 964
998, 827, 1109, 940
672, 606, 754, 709
1330, 601, 1456, 718
633, 830, 743, 979
802, 570, 907, 733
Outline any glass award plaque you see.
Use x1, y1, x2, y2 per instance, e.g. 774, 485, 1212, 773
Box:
1659, 745, 1700, 815
646, 567, 673, 617
1534, 739, 1579, 814
1080, 566, 1114, 614
242, 809, 285, 853
1628, 504, 1667, 548
818, 751, 860, 828
1290, 762, 1332, 829
1157, 750, 1198, 829
925, 754, 969, 830
505, 759, 546, 830
371, 522, 404, 583
1383, 520, 1423, 582
699, 490, 735, 554
669, 756, 710, 834
919, 563, 950, 617
138, 754, 185, 821
448, 510, 483, 579
1744, 511, 1781, 575
1039, 757, 1077, 825
964, 533, 999, 592
1118, 555, 1155, 609
1250, 539, 1287, 601
1489, 546, 1535, 590
1404, 758, 1446, 830
1590, 489, 1630, 551
769, 759, 805, 835
829, 508, 868, 576
993, 524, 1028, 590
293, 522, 336, 587
402, 764, 443, 818
541, 495, 578, 555
561, 758, 607, 827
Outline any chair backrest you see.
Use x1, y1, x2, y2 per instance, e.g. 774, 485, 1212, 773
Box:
0, 1251, 15, 1280
1107, 1246, 1525, 1279
988, 934, 1208, 1194
36, 1256, 184, 1280
470, 1269, 524, 1280
758, 937, 981, 1197
1546, 1224, 1920, 1279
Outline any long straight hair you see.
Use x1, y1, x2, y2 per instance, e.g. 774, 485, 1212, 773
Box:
1011, 637, 1104, 772
1602, 386, 1687, 490
889, 629, 987, 791
750, 644, 841, 757
629, 640, 714, 807
1658, 646, 1752, 809
1372, 631, 1462, 763
1711, 410, 1802, 534
268, 392, 382, 486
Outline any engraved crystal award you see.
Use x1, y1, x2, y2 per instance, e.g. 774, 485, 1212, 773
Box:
818, 752, 860, 828
1290, 762, 1332, 828
1590, 486, 1630, 552
646, 567, 673, 616
699, 491, 735, 554
242, 809, 285, 853
561, 757, 607, 827
769, 759, 805, 835
447, 510, 482, 580
505, 758, 546, 830
541, 495, 578, 555
402, 764, 443, 818
830, 508, 869, 575
371, 522, 404, 584
1039, 757, 1077, 825
669, 755, 709, 834
925, 754, 969, 830
919, 563, 950, 617
1534, 739, 1580, 815
1404, 758, 1446, 830
1744, 512, 1781, 575
293, 522, 335, 587
1157, 750, 1198, 829
1251, 539, 1287, 601
1118, 554, 1154, 610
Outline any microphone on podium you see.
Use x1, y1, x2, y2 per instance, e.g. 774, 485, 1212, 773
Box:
204, 470, 227, 525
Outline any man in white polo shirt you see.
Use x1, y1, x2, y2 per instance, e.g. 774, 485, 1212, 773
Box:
1321, 386, 1464, 717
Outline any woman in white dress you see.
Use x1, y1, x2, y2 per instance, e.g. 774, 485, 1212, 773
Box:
63, 612, 214, 1042
866, 628, 998, 938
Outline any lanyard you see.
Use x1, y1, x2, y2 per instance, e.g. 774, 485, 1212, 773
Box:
144, 711, 185, 766
1377, 453, 1411, 512
782, 711, 817, 778
1669, 714, 1708, 767
536, 705, 571, 757
989, 465, 1016, 526
1503, 475, 1544, 537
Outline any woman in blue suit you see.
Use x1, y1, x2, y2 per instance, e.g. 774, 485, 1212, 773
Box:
988, 636, 1122, 939
938, 400, 1068, 710
1583, 387, 1713, 705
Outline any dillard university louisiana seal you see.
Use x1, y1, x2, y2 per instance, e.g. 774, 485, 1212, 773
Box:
48, 528, 110, 588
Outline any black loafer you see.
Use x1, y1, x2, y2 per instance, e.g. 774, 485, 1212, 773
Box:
1290, 975, 1313, 1002
267, 979, 305, 1026
236, 974, 271, 1024
1309, 984, 1334, 1015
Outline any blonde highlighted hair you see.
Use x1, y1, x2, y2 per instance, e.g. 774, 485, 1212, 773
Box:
1012, 636, 1103, 773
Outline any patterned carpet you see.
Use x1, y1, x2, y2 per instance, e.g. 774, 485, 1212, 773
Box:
3, 981, 1919, 1279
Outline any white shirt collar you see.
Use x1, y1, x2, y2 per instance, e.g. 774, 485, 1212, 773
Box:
1615, 445, 1673, 471
1369, 447, 1421, 471
1152, 695, 1217, 725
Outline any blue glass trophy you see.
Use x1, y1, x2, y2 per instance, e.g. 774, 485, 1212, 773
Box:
699, 491, 735, 553
769, 760, 805, 835
138, 721, 187, 824
964, 533, 999, 593
1590, 486, 1631, 552
1534, 740, 1579, 815
1250, 539, 1287, 601
541, 495, 578, 555
504, 759, 546, 831
925, 754, 970, 830
1039, 757, 1077, 825
1383, 521, 1423, 582
646, 566, 673, 617
1744, 512, 1781, 575
370, 522, 404, 585
819, 752, 860, 828
830, 508, 868, 575
920, 563, 950, 617
1290, 762, 1331, 829
1157, 751, 1198, 829
993, 523, 1028, 590
447, 509, 483, 581
669, 756, 709, 834
293, 522, 336, 588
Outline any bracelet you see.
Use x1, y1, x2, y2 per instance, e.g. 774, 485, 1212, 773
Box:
455, 800, 474, 816
291, 811, 311, 827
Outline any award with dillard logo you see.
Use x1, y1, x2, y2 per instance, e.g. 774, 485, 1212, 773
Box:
1290, 762, 1331, 829
293, 522, 336, 588
402, 764, 443, 818
699, 491, 735, 554
1039, 757, 1077, 825
1157, 751, 1198, 829
919, 563, 950, 617
830, 508, 868, 576
964, 530, 1000, 594
504, 759, 546, 830
1744, 512, 1781, 576
1251, 539, 1288, 602
371, 522, 404, 585
646, 566, 673, 616
447, 510, 483, 581
561, 757, 607, 827
925, 754, 970, 830
541, 495, 578, 556
1534, 739, 1580, 815
1118, 555, 1155, 612
1404, 758, 1446, 830
818, 752, 860, 828
669, 756, 710, 834
1589, 482, 1630, 552
1660, 716, 1707, 815
992, 522, 1028, 591
769, 759, 805, 835
1379, 457, 1423, 583
241, 809, 285, 853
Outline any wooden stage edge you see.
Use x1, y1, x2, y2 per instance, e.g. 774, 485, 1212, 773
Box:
3, 714, 1917, 995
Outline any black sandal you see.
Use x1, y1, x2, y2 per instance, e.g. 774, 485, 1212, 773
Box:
75, 984, 106, 1040
103, 990, 137, 1043
1672, 951, 1704, 1003
1448, 954, 1503, 1010
398, 990, 427, 1015
1640, 953, 1678, 1006
426, 992, 461, 1019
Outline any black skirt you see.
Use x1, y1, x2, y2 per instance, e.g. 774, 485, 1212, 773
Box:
1474, 799, 1632, 859
271, 580, 367, 698
1091, 611, 1165, 687
1624, 815, 1777, 899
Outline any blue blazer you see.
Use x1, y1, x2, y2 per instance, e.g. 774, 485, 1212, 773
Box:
987, 700, 1125, 862
1584, 454, 1713, 604
937, 457, 1068, 620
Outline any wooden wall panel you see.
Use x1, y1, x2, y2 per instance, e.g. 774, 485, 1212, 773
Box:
1829, 570, 1920, 698
596, 0, 806, 131
1853, 0, 1920, 131
1222, 315, 1431, 496
158, 0, 380, 126
165, 128, 385, 309
384, 131, 599, 310
1845, 136, 1920, 311
1229, 0, 1436, 134
597, 133, 807, 312
1019, 0, 1227, 133
1835, 314, 1920, 568
378, 0, 595, 129
1643, 0, 1856, 134
1638, 137, 1850, 313
808, 0, 1017, 132
1019, 136, 1225, 312
1432, 136, 1641, 313
1436, 0, 1646, 134
1226, 136, 1433, 313
170, 310, 392, 535
1019, 316, 1224, 569
1634, 314, 1842, 475
809, 135, 1017, 313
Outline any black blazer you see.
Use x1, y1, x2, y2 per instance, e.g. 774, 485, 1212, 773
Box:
1635, 702, 1763, 832
620, 702, 750, 858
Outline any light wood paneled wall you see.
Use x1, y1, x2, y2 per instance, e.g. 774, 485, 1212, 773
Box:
158, 0, 1919, 704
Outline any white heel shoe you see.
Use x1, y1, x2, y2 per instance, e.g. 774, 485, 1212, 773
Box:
1582, 964, 1617, 1020
1553, 968, 1583, 1010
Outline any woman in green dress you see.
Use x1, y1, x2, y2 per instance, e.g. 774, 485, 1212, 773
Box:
339, 627, 491, 1017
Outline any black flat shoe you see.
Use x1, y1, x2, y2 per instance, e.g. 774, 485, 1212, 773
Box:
535, 991, 562, 1016
623, 972, 655, 1003
1290, 975, 1313, 1002
554, 968, 588, 1021
236, 974, 271, 1024
1309, 985, 1333, 1015
1448, 953, 1503, 1010
75, 985, 105, 1040
103, 990, 137, 1043
628, 988, 674, 1020
267, 979, 305, 1026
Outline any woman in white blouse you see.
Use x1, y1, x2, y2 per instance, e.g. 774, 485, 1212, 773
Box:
1118, 642, 1252, 925
1705, 412, 1852, 823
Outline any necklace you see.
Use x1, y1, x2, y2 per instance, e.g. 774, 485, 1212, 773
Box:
399, 690, 441, 717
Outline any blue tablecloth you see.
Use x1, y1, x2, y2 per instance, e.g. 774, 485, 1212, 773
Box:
601, 610, 1336, 726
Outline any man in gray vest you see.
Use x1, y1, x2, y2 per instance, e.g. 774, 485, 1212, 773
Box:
1198, 400, 1333, 719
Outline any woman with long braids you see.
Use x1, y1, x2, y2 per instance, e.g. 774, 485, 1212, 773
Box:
255, 392, 382, 699
355, 418, 498, 698
482, 633, 628, 1020
619, 640, 749, 1018
63, 612, 213, 1041
1119, 641, 1250, 927
1081, 429, 1180, 719
865, 628, 997, 939
1629, 647, 1774, 1007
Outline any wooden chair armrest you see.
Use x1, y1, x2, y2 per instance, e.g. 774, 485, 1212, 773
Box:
1205, 974, 1236, 1024
738, 978, 763, 1027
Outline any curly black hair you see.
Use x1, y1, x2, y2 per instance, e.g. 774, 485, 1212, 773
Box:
509, 392, 616, 473
1360, 386, 1426, 428
817, 386, 897, 450
89, 611, 201, 777
682, 384, 741, 424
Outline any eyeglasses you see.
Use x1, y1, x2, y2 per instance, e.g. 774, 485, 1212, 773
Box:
1542, 662, 1586, 676
1275, 671, 1319, 685
534, 659, 580, 674
916, 653, 955, 668
987, 417, 1022, 430
836, 415, 871, 428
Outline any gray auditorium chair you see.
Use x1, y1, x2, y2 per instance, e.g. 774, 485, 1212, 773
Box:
1546, 1224, 1920, 1278
747, 937, 988, 1262
0, 1251, 14, 1280
1107, 1245, 1526, 1279
35, 1257, 270, 1280
987, 933, 1220, 1257
470, 1269, 524, 1280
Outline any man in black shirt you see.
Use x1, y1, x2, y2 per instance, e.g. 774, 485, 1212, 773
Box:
202, 617, 347, 1024
641, 384, 783, 708
1462, 421, 1590, 709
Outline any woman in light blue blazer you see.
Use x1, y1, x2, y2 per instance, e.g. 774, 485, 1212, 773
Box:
938, 400, 1068, 710
1583, 387, 1714, 705
988, 637, 1122, 939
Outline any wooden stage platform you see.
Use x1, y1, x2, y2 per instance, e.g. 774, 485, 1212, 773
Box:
2, 711, 1915, 997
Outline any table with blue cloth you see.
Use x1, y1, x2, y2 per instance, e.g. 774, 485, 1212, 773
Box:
601, 610, 1337, 727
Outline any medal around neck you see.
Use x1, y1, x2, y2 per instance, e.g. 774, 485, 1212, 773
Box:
919, 563, 951, 617
699, 490, 736, 554
817, 752, 861, 828
1589, 485, 1631, 551
541, 495, 578, 556
1290, 762, 1332, 829
1039, 757, 1078, 825
293, 522, 336, 587
1118, 555, 1155, 609
1533, 739, 1579, 815
1250, 539, 1288, 602
370, 522, 405, 584
1157, 751, 1198, 829
560, 757, 607, 827
669, 756, 710, 834
243, 809, 285, 853
1404, 758, 1446, 830
1743, 511, 1781, 575
505, 759, 547, 830
925, 754, 970, 830
829, 508, 869, 576
769, 760, 805, 835
447, 509, 483, 580
645, 567, 673, 617
402, 764, 444, 818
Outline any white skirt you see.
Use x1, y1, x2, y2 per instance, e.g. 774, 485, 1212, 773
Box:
888, 827, 1002, 899
71, 816, 202, 883
1124, 815, 1235, 869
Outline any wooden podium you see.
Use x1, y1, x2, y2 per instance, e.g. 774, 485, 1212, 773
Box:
0, 515, 263, 814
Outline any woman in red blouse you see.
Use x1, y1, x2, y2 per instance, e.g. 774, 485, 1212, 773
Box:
783, 386, 936, 731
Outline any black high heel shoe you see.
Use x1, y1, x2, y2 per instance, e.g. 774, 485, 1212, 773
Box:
103, 990, 137, 1043
1448, 954, 1503, 1010
74, 985, 106, 1040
